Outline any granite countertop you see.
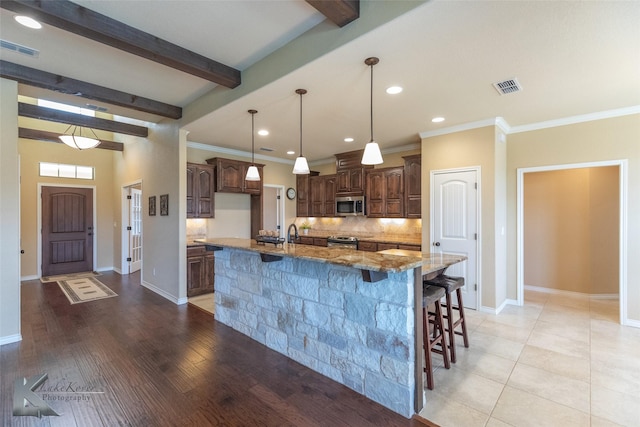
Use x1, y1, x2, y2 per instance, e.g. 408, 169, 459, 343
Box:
195, 238, 465, 275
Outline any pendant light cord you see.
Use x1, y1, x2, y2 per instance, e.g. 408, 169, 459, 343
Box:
299, 91, 303, 156
370, 61, 374, 143
251, 113, 255, 164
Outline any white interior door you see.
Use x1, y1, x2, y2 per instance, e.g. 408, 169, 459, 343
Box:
263, 185, 284, 238
128, 187, 142, 273
432, 170, 478, 309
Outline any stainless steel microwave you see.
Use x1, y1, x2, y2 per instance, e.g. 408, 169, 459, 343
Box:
335, 196, 365, 217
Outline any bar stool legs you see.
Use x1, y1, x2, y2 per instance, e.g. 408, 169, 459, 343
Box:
424, 275, 469, 364
423, 285, 450, 390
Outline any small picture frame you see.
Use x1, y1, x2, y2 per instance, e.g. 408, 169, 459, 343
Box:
149, 196, 156, 216
160, 194, 169, 216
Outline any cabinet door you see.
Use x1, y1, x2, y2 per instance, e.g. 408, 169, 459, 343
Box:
204, 253, 215, 293
398, 244, 421, 251
377, 242, 399, 251
217, 159, 243, 193
296, 175, 310, 217
197, 166, 215, 218
309, 176, 324, 217
366, 170, 385, 217
186, 165, 196, 218
385, 168, 404, 217
358, 241, 378, 252
243, 165, 262, 195
313, 237, 328, 247
323, 175, 336, 217
299, 236, 314, 245
336, 170, 350, 194
349, 168, 365, 194
187, 255, 205, 297
404, 155, 421, 218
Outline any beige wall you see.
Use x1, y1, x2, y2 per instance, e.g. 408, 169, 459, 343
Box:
508, 114, 640, 323
524, 167, 619, 294
422, 126, 505, 310
18, 138, 116, 278
0, 78, 21, 343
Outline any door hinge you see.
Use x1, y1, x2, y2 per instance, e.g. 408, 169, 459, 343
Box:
475, 284, 477, 291
276, 225, 281, 230
127, 195, 132, 199
277, 195, 281, 200
474, 182, 478, 190
126, 257, 132, 262
474, 233, 477, 240
126, 226, 132, 231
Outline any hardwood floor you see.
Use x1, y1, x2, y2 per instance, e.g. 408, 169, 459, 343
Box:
2, 271, 436, 426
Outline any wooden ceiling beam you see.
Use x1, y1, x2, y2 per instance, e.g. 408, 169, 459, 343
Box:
1, 61, 182, 119
18, 103, 148, 137
0, 0, 241, 88
19, 128, 124, 151
305, 0, 359, 27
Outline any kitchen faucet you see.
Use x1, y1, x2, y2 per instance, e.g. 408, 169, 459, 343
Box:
287, 223, 299, 243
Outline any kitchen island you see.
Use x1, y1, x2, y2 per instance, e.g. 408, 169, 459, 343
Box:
196, 238, 465, 418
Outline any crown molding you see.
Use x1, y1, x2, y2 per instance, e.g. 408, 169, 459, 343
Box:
419, 118, 508, 139
186, 141, 294, 165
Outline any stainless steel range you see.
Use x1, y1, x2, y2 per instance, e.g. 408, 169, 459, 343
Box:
327, 236, 358, 249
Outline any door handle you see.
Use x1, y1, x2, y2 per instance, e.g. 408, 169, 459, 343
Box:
433, 242, 440, 246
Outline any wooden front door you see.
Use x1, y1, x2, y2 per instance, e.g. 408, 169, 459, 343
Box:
42, 186, 94, 276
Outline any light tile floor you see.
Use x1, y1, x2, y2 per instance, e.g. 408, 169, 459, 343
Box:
419, 289, 640, 427
188, 292, 214, 314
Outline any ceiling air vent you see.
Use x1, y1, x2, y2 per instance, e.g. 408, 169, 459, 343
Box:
86, 104, 109, 112
493, 78, 522, 95
260, 147, 274, 152
1, 39, 39, 58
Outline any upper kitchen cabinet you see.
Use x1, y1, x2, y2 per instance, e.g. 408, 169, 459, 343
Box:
206, 157, 264, 195
310, 174, 337, 217
296, 171, 319, 217
187, 162, 215, 218
366, 167, 404, 218
335, 150, 373, 197
403, 154, 421, 218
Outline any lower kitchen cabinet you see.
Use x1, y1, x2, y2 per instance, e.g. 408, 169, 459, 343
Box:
357, 241, 421, 252
187, 246, 214, 297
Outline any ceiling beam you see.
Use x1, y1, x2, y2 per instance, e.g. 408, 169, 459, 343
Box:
1, 61, 182, 119
0, 0, 241, 88
18, 128, 124, 151
305, 0, 359, 27
18, 103, 149, 137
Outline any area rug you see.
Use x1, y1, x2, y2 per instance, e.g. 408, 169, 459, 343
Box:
41, 271, 100, 283
57, 277, 117, 304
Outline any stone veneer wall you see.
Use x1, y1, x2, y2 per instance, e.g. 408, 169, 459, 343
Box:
214, 248, 416, 417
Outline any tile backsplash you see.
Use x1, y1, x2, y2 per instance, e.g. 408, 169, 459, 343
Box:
186, 218, 207, 241
294, 217, 421, 238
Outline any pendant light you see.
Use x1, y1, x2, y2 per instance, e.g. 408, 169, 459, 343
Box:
245, 109, 261, 181
58, 124, 101, 150
361, 57, 384, 165
292, 88, 310, 174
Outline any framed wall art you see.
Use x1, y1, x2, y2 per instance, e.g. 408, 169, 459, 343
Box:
160, 194, 169, 216
149, 196, 156, 216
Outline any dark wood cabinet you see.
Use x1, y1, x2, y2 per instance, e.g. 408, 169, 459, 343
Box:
187, 246, 214, 297
313, 237, 328, 247
366, 167, 404, 218
309, 174, 336, 217
297, 236, 328, 247
398, 243, 421, 251
206, 157, 263, 195
357, 240, 421, 252
403, 154, 421, 218
296, 172, 319, 217
187, 163, 215, 218
357, 241, 378, 252
335, 150, 371, 196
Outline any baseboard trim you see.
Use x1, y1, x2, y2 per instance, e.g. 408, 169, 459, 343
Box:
140, 280, 186, 305
96, 266, 115, 273
0, 333, 22, 346
524, 285, 618, 300
623, 318, 640, 329
20, 275, 38, 282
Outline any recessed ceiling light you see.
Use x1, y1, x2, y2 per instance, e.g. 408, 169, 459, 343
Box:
432, 117, 445, 123
258, 129, 269, 136
386, 86, 403, 95
344, 137, 354, 143
286, 150, 295, 155
15, 16, 42, 29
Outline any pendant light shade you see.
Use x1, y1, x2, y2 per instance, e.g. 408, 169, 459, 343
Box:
245, 109, 261, 181
58, 125, 100, 150
292, 88, 310, 175
361, 57, 384, 165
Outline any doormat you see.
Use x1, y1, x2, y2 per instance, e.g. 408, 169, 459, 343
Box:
41, 271, 100, 283
57, 277, 117, 304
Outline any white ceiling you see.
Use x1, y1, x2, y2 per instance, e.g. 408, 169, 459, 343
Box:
2, 1, 639, 163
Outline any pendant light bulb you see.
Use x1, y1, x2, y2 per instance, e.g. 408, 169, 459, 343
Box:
293, 89, 310, 175
246, 109, 261, 181
361, 57, 384, 165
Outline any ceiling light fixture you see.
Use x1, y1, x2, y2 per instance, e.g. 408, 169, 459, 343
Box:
15, 16, 42, 29
386, 86, 403, 95
432, 117, 445, 123
58, 125, 100, 150
361, 57, 383, 165
344, 137, 354, 143
292, 89, 310, 174
245, 109, 260, 181
258, 129, 269, 136
287, 150, 295, 155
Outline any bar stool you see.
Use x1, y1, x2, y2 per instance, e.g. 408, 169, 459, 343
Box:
423, 284, 450, 390
424, 275, 469, 363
